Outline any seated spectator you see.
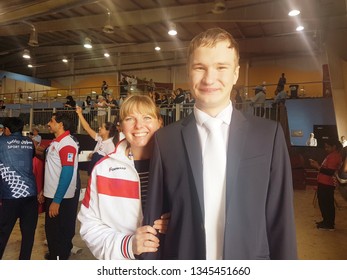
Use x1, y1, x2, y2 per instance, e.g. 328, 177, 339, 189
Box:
30, 127, 42, 147
306, 132, 317, 147
64, 95, 76, 109
273, 88, 287, 105
250, 85, 266, 117
172, 88, 185, 104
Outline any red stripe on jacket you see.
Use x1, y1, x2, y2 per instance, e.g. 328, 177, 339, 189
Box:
96, 176, 139, 199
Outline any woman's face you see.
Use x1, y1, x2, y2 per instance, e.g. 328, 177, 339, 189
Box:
121, 111, 161, 149
98, 123, 110, 138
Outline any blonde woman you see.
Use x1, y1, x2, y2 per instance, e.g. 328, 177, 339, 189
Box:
78, 95, 168, 260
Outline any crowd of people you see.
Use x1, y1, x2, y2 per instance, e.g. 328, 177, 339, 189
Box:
1, 27, 346, 261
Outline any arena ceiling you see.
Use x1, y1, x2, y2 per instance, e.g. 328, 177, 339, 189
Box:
0, 0, 346, 80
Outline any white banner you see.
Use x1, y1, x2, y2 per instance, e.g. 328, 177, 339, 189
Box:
0, 260, 345, 279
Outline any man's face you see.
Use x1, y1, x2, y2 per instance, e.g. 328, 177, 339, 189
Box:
47, 116, 62, 134
188, 41, 239, 116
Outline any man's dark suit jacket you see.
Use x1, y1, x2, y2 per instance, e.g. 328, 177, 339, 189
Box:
143, 108, 297, 260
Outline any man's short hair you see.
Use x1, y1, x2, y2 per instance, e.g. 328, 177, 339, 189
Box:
187, 27, 240, 66
3, 117, 24, 133
53, 112, 74, 133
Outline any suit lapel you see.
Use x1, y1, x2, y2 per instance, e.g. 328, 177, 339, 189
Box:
225, 109, 248, 212
181, 114, 205, 218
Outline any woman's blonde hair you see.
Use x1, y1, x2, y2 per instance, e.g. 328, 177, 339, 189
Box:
119, 94, 161, 122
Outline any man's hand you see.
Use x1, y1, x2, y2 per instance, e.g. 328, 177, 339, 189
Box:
48, 202, 60, 218
37, 191, 45, 204
153, 213, 171, 234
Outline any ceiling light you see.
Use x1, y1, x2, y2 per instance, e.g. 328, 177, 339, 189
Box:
288, 9, 300, 17
168, 23, 177, 36
103, 11, 114, 34
155, 46, 161, 51
62, 58, 68, 63
22, 49, 31, 59
104, 52, 110, 57
212, 0, 227, 14
84, 37, 92, 49
296, 25, 304, 31
28, 26, 39, 47
28, 64, 33, 68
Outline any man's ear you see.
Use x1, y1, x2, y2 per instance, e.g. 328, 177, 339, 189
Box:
233, 65, 240, 85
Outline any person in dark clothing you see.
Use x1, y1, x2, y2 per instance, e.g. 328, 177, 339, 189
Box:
0, 117, 38, 260
277, 73, 286, 91
309, 138, 342, 231
101, 81, 108, 97
172, 88, 186, 104
64, 95, 76, 109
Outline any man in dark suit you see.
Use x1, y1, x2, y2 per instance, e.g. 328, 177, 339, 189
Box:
142, 28, 297, 260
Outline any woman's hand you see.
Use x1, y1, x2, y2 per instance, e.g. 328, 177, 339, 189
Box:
76, 105, 82, 115
153, 213, 170, 234
132, 225, 160, 256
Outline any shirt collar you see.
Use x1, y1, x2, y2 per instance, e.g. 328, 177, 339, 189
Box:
194, 101, 232, 127
53, 130, 70, 142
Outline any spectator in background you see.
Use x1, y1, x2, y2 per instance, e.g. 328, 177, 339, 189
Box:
231, 88, 242, 110
30, 127, 42, 147
306, 132, 317, 147
0, 117, 38, 260
309, 138, 342, 231
82, 96, 92, 114
0, 100, 5, 109
101, 81, 108, 97
95, 95, 107, 128
75, 106, 117, 175
0, 124, 3, 136
64, 95, 76, 109
273, 88, 287, 106
0, 100, 5, 118
148, 78, 156, 94
250, 85, 266, 117
185, 92, 195, 104
172, 88, 186, 104
277, 73, 286, 91
120, 76, 128, 97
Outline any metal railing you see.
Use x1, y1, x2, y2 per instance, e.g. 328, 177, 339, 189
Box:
0, 101, 280, 135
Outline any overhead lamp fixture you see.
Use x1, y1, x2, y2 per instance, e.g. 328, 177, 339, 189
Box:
296, 25, 304, 31
84, 37, 92, 49
28, 64, 33, 68
288, 9, 300, 17
168, 23, 177, 36
212, 0, 227, 14
28, 26, 39, 47
22, 49, 31, 59
62, 57, 68, 63
104, 52, 110, 57
103, 11, 114, 34
154, 46, 161, 51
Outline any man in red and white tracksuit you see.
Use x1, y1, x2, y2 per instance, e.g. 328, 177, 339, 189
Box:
42, 112, 79, 260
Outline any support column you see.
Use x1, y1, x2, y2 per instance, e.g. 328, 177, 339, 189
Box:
325, 44, 347, 138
